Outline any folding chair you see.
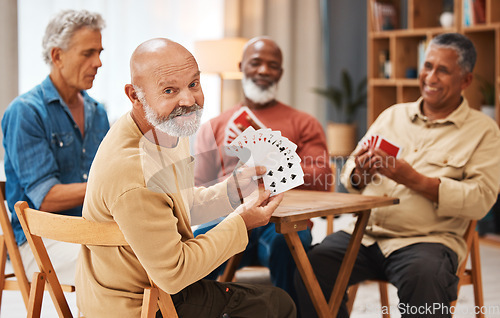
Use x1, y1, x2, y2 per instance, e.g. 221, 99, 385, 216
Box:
0, 181, 31, 308
14, 200, 178, 318
0, 182, 75, 315
346, 220, 485, 318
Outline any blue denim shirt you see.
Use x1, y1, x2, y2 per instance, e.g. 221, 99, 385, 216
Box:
2, 76, 109, 245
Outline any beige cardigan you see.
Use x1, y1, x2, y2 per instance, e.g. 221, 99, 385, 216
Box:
76, 114, 248, 317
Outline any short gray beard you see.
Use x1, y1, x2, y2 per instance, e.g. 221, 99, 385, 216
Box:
135, 86, 203, 137
241, 75, 278, 105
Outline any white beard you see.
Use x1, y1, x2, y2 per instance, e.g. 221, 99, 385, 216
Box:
241, 75, 278, 105
137, 90, 202, 137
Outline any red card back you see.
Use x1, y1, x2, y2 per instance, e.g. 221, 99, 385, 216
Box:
378, 138, 400, 157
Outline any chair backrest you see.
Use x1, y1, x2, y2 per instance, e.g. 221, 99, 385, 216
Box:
451, 219, 484, 317
457, 219, 478, 275
0, 181, 31, 308
14, 200, 177, 318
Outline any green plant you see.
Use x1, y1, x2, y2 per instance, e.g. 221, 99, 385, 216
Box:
314, 69, 367, 124
475, 74, 495, 105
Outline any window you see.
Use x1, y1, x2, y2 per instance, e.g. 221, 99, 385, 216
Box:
18, 0, 224, 124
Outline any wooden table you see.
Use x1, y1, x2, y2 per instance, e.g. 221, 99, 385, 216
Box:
270, 190, 399, 318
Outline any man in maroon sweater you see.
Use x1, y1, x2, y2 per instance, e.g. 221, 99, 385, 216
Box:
194, 36, 332, 302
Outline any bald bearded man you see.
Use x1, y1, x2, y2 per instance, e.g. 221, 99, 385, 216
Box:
75, 38, 296, 318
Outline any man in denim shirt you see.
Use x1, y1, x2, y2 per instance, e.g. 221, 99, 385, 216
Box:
1, 9, 109, 285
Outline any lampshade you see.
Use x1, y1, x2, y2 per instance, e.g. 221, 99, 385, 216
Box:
194, 37, 248, 79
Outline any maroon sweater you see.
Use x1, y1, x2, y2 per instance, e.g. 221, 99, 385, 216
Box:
194, 102, 332, 191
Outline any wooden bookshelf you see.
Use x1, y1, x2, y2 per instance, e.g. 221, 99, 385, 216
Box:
367, 0, 500, 125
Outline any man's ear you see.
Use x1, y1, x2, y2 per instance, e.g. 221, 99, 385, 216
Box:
461, 72, 473, 91
124, 84, 142, 109
277, 67, 284, 82
51, 47, 63, 68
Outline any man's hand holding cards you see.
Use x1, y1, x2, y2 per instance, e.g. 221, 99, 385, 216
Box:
225, 127, 304, 196
361, 134, 402, 158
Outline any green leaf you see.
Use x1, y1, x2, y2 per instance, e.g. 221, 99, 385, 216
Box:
341, 69, 353, 105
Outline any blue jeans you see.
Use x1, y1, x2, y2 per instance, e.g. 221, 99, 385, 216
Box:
194, 221, 312, 303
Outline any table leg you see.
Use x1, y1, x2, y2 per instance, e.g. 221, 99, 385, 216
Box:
284, 232, 331, 317
328, 210, 371, 315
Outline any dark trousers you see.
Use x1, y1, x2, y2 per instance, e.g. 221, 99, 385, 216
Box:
157, 279, 296, 318
294, 231, 459, 318
194, 222, 312, 303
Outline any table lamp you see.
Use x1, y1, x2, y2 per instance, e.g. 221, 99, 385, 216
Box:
194, 37, 247, 112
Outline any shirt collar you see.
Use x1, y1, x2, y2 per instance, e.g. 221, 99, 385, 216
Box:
41, 75, 94, 107
409, 96, 470, 128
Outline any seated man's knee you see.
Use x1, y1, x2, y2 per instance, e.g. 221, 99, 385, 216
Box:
392, 245, 459, 302
271, 286, 297, 318
399, 250, 455, 282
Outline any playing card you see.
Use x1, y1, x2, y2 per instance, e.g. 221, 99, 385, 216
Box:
376, 137, 402, 158
373, 135, 379, 149
226, 127, 304, 195
263, 160, 304, 195
224, 127, 256, 163
223, 107, 267, 145
232, 106, 266, 131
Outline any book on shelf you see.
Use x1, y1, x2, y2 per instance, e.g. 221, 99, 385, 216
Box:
463, 0, 486, 26
371, 0, 399, 32
417, 39, 427, 76
473, 0, 486, 24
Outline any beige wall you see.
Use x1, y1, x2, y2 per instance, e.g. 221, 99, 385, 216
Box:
0, 0, 18, 160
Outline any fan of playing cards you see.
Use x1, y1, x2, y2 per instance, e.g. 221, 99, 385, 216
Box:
225, 126, 304, 196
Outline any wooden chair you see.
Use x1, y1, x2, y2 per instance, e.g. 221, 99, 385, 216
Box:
0, 181, 31, 309
14, 200, 178, 318
346, 220, 485, 318
451, 220, 484, 317
0, 182, 75, 315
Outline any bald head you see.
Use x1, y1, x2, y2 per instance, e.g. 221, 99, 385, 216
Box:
130, 38, 197, 88
125, 38, 204, 139
242, 36, 282, 63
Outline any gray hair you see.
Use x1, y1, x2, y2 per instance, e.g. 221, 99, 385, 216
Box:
428, 33, 476, 73
42, 9, 105, 66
